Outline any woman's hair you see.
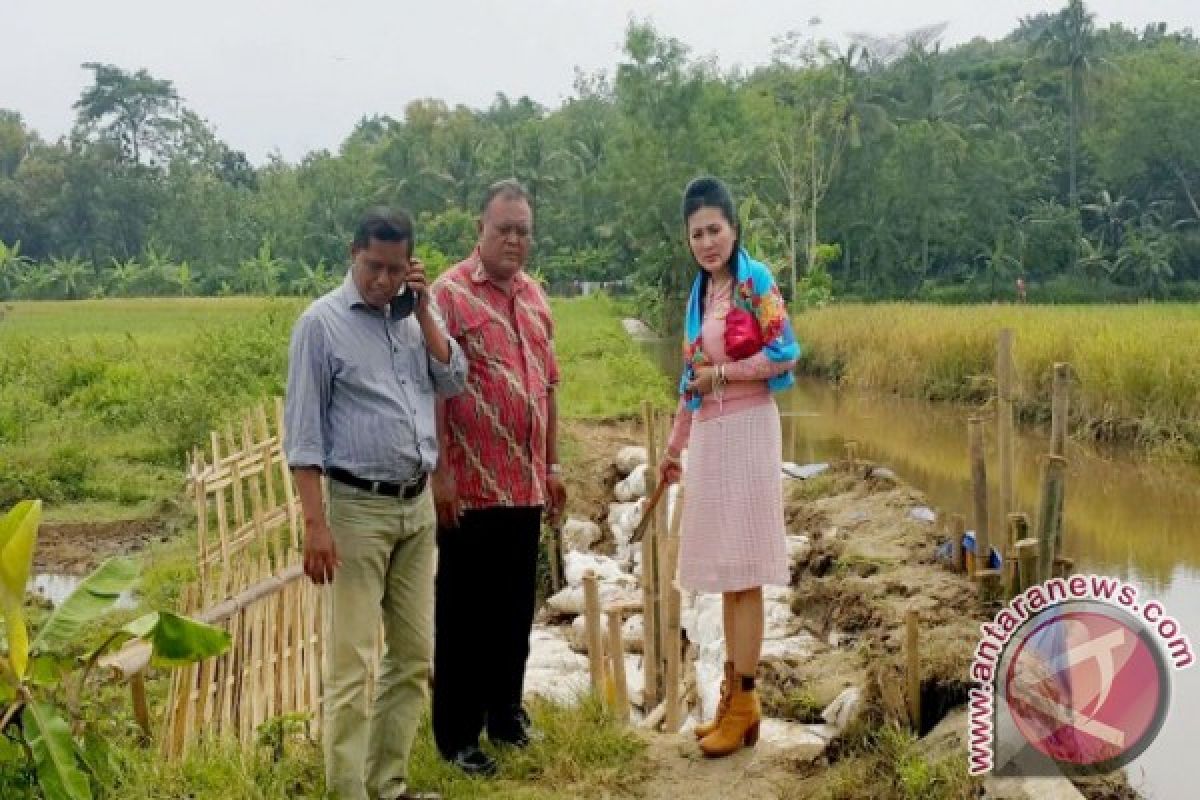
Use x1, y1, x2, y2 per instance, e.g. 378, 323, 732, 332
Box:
681, 176, 741, 321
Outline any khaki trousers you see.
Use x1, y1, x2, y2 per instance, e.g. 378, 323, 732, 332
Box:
323, 480, 436, 800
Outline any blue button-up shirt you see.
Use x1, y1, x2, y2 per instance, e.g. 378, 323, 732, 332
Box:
284, 270, 468, 482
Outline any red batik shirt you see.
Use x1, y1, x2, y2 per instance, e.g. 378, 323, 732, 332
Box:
431, 251, 560, 509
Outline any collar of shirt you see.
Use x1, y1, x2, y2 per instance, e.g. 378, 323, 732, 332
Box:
469, 249, 530, 295
339, 268, 415, 318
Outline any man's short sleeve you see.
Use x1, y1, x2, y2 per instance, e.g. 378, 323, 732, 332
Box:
430, 276, 461, 339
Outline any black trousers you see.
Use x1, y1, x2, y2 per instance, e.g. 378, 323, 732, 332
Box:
432, 505, 542, 757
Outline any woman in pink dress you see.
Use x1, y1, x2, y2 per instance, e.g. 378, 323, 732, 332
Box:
660, 176, 800, 758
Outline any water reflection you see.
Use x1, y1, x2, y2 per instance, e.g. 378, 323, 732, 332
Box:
648, 337, 1199, 799
27, 573, 136, 609
648, 336, 1200, 589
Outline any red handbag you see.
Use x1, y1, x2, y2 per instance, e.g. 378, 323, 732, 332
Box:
724, 306, 764, 360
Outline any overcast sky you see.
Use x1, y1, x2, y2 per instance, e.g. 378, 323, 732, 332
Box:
2, 1, 1196, 164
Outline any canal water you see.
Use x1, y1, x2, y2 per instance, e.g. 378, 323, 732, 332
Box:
650, 339, 1199, 799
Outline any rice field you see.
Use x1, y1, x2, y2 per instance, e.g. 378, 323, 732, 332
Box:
0, 294, 671, 517
793, 303, 1200, 459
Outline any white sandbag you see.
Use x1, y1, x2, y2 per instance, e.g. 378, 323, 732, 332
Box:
561, 518, 602, 553
546, 584, 642, 616
614, 463, 648, 502
615, 446, 648, 476
764, 599, 800, 640
564, 551, 632, 588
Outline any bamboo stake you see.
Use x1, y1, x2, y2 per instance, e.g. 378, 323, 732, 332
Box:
1036, 455, 1068, 583
640, 401, 662, 711
277, 584, 291, 715
263, 594, 279, 723
968, 417, 990, 578
193, 652, 215, 740
230, 458, 247, 535
906, 610, 921, 733
997, 329, 1016, 524
310, 582, 325, 737
1005, 513, 1030, 600
606, 610, 629, 722
130, 673, 151, 739
663, 486, 685, 733
1053, 556, 1075, 580
195, 473, 210, 603
224, 424, 238, 467
1050, 364, 1070, 558
583, 571, 607, 695
1016, 539, 1040, 593
1051, 363, 1069, 458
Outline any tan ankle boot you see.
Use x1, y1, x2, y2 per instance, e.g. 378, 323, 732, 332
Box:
693, 661, 735, 739
698, 680, 761, 758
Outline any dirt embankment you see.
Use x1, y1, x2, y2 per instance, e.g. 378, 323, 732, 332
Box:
34, 518, 171, 575
561, 418, 1135, 800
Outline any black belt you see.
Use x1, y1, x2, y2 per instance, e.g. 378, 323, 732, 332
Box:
328, 467, 427, 499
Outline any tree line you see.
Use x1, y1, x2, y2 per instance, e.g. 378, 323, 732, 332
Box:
2, 1, 1199, 321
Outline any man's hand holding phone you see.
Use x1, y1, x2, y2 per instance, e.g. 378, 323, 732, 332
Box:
405, 257, 431, 316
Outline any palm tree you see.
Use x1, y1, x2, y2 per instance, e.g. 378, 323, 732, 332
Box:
171, 262, 194, 297
1115, 230, 1173, 297
106, 257, 143, 296
893, 43, 967, 278
0, 239, 30, 300
1081, 190, 1137, 251
1032, 0, 1098, 209
1076, 236, 1114, 281
290, 260, 338, 296
50, 256, 90, 300
239, 240, 284, 296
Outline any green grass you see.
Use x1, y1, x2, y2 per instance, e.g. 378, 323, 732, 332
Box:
554, 294, 673, 419
794, 303, 1200, 460
0, 297, 301, 515
1, 293, 667, 798
0, 294, 670, 518
783, 722, 978, 800
83, 697, 647, 800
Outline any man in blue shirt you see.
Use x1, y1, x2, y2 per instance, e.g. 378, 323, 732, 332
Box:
285, 208, 467, 800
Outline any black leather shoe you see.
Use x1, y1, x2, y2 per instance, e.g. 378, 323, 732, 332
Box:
489, 709, 538, 748
449, 746, 497, 777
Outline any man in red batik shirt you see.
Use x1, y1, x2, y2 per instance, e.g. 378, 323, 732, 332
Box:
429, 179, 567, 776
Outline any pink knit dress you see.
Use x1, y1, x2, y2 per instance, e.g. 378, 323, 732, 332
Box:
667, 283, 795, 593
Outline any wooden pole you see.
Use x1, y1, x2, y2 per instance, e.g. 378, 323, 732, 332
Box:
905, 610, 921, 733
1036, 455, 1068, 583
950, 513, 966, 574
663, 486, 685, 733
606, 610, 629, 722
997, 329, 1016, 524
546, 523, 563, 593
968, 417, 990, 577
1016, 539, 1040, 593
845, 440, 859, 472
1005, 513, 1030, 600
130, 673, 151, 739
1050, 363, 1070, 458
1050, 363, 1070, 558
1053, 556, 1075, 580
583, 571, 607, 695
641, 401, 662, 711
